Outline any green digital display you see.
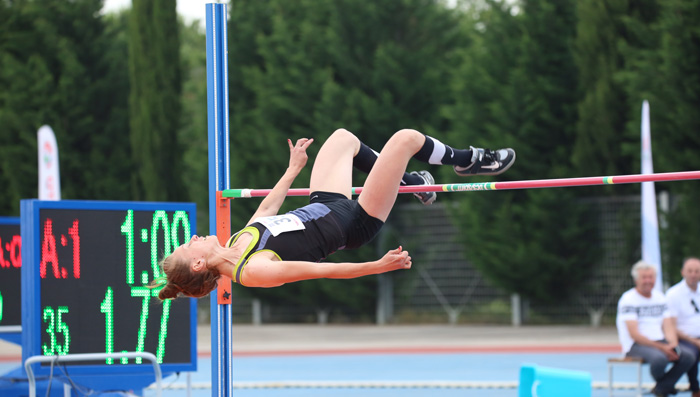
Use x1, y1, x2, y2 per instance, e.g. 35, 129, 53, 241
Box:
22, 200, 197, 374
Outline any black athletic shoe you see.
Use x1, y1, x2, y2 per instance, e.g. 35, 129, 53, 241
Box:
650, 386, 679, 397
410, 170, 436, 205
454, 147, 516, 176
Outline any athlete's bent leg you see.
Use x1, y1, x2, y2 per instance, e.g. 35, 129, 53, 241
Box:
309, 129, 361, 198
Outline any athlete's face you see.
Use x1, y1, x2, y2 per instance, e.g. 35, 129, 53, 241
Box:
171, 235, 219, 271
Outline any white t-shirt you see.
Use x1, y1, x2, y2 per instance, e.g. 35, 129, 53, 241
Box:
666, 280, 700, 338
616, 288, 670, 353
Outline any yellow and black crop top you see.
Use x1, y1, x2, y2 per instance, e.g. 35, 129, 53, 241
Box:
225, 203, 345, 284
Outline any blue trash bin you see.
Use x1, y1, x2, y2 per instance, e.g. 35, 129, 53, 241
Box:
519, 363, 591, 397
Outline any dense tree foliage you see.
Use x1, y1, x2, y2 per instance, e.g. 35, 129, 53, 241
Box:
178, 18, 209, 234
446, 0, 598, 303
128, 0, 185, 201
573, 0, 633, 179
225, 0, 466, 313
0, 0, 132, 214
619, 0, 700, 278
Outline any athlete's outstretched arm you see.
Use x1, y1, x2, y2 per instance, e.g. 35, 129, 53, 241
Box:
247, 138, 313, 225
241, 247, 412, 288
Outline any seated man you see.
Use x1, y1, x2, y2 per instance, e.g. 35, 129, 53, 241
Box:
667, 257, 700, 397
616, 260, 694, 397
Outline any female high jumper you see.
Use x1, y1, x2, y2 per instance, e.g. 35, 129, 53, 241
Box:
155, 128, 514, 298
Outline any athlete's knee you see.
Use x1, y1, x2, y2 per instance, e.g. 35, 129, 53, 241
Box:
326, 128, 360, 151
390, 129, 425, 148
330, 128, 358, 142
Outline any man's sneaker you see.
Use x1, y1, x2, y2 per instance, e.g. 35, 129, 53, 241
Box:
410, 170, 437, 205
454, 147, 516, 176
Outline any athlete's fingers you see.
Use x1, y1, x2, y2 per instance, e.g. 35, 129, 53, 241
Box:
299, 138, 313, 149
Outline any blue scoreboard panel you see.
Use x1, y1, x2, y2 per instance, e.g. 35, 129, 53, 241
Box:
21, 200, 197, 378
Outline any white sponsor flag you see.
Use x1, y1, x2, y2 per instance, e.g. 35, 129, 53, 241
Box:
37, 125, 61, 200
641, 100, 662, 290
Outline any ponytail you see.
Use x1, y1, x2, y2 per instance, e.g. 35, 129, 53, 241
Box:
149, 255, 221, 300
158, 283, 182, 300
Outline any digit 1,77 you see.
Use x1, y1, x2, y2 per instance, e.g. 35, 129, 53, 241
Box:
100, 286, 171, 365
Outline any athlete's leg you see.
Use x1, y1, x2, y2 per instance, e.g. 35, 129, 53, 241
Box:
357, 129, 429, 221
358, 129, 515, 221
308, 128, 432, 198
309, 128, 361, 198
353, 141, 428, 187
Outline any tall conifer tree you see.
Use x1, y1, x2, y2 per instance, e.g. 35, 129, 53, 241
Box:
573, 0, 632, 178
128, 0, 184, 201
225, 0, 465, 316
0, 0, 132, 214
448, 0, 597, 303
655, 0, 700, 276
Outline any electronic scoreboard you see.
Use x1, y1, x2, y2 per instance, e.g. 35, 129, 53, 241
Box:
0, 217, 21, 344
21, 200, 197, 379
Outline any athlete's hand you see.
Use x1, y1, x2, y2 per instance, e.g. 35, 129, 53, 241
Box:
379, 246, 412, 272
288, 138, 313, 172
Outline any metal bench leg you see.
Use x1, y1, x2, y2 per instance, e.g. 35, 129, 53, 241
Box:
636, 362, 642, 397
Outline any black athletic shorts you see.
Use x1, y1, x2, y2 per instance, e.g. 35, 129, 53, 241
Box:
309, 191, 384, 249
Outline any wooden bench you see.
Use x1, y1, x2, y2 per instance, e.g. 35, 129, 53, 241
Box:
608, 356, 645, 397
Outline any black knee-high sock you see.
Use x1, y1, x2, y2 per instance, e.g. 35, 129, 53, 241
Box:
413, 135, 473, 167
353, 142, 424, 186
352, 142, 379, 174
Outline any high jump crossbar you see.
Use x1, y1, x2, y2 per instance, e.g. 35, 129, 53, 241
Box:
220, 170, 700, 198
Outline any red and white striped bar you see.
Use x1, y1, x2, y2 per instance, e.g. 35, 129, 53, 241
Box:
220, 170, 700, 198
